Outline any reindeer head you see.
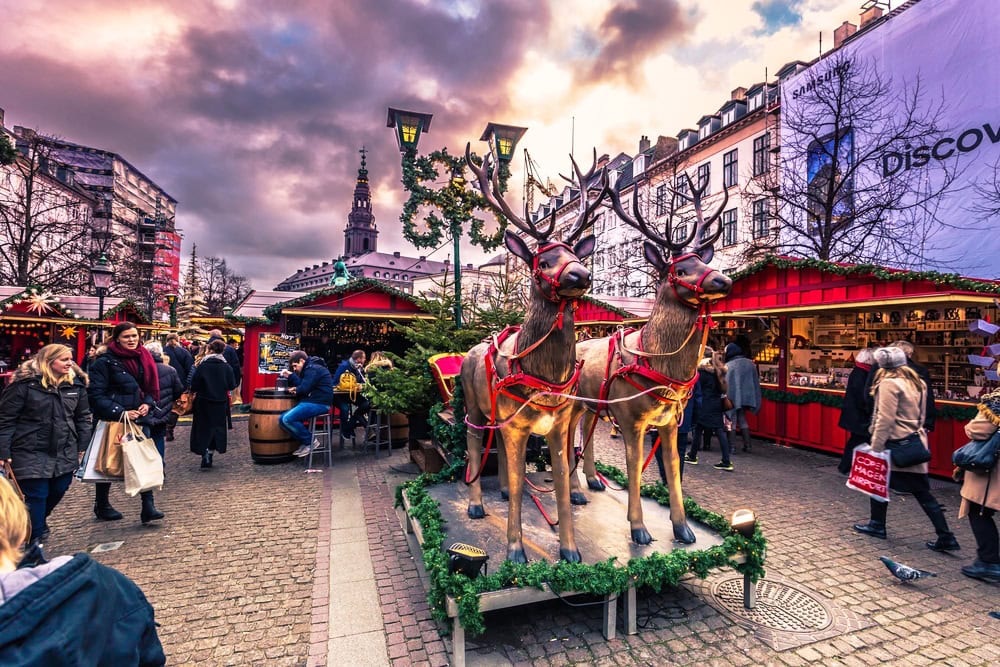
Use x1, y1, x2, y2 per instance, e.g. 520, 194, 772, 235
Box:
467, 144, 608, 302
610, 171, 731, 307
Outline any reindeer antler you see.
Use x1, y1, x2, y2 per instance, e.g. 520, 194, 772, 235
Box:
674, 172, 729, 256
561, 149, 609, 243
466, 143, 555, 242
609, 177, 695, 256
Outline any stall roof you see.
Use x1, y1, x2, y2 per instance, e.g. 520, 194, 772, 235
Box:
0, 286, 143, 322
231, 290, 304, 319
716, 256, 1000, 316
236, 279, 433, 323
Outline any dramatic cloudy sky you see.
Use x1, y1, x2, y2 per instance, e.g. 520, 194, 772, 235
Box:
1, 0, 863, 289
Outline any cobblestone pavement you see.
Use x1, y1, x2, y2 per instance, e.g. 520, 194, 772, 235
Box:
40, 418, 1000, 666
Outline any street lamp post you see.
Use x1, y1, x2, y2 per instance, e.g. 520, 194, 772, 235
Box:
91, 253, 113, 340
165, 293, 178, 328
386, 107, 526, 328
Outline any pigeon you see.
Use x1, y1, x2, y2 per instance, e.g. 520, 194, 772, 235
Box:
989, 611, 1000, 620
880, 556, 937, 582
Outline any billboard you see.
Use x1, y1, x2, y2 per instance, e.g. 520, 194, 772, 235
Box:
780, 0, 1000, 275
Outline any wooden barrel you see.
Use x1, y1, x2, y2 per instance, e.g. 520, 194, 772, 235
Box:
249, 389, 298, 463
389, 412, 409, 448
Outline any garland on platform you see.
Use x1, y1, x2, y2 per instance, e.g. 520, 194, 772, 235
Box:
730, 255, 1000, 293
761, 388, 978, 420
400, 148, 510, 253
395, 461, 767, 637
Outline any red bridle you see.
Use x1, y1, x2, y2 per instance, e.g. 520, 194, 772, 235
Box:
666, 252, 715, 309
533, 242, 586, 302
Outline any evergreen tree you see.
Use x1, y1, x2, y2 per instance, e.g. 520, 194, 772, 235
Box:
176, 243, 209, 336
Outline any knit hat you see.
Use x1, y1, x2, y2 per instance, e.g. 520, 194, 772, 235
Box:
724, 343, 743, 361
873, 346, 906, 369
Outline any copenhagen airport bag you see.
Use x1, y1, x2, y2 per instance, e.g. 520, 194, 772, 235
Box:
953, 429, 1000, 473
121, 424, 163, 496
78, 420, 125, 483
847, 445, 891, 502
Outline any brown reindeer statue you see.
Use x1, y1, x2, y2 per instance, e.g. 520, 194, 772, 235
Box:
462, 144, 607, 564
568, 172, 732, 545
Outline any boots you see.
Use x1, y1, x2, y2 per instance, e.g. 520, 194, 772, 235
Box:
140, 492, 164, 525
94, 483, 123, 521
922, 499, 961, 552
853, 521, 887, 538
740, 427, 752, 453
18, 540, 48, 569
961, 560, 1000, 583
200, 451, 213, 469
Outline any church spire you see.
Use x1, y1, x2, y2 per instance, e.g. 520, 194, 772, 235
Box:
344, 146, 377, 257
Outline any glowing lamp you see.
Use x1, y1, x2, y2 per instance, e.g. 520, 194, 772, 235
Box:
480, 122, 527, 162
731, 509, 757, 538
387, 107, 434, 153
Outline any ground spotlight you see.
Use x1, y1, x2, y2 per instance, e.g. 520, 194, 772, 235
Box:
730, 509, 757, 538
446, 543, 489, 579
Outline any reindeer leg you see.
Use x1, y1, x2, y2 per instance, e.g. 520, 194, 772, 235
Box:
623, 423, 653, 544
498, 437, 509, 501
659, 424, 695, 544
465, 409, 487, 520
504, 427, 530, 563
548, 422, 581, 562
580, 412, 605, 491
568, 412, 589, 505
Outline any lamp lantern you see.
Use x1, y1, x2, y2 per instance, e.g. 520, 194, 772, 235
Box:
386, 107, 434, 153
730, 509, 757, 538
480, 122, 527, 162
165, 293, 178, 328
90, 253, 113, 329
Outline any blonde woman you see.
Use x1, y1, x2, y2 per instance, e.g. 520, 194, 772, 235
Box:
0, 345, 91, 559
365, 350, 393, 374
0, 476, 165, 663
852, 346, 960, 552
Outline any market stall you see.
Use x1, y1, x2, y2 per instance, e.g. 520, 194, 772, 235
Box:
714, 257, 1000, 477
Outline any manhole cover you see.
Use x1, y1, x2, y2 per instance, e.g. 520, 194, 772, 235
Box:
712, 577, 832, 632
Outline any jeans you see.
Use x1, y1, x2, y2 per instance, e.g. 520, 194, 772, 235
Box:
336, 396, 371, 436
20, 473, 74, 541
691, 425, 732, 464
279, 402, 332, 446
653, 431, 690, 482
150, 424, 166, 461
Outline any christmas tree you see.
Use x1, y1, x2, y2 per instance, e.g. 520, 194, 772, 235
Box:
176, 243, 210, 339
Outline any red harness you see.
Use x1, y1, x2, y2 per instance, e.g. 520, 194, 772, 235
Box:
465, 246, 587, 486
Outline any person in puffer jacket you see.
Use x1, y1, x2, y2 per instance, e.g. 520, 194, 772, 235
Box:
144, 341, 183, 466
0, 344, 91, 564
0, 475, 165, 665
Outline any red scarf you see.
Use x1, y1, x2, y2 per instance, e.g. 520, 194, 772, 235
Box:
108, 340, 160, 401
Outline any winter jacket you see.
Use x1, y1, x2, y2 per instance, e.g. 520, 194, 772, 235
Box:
208, 336, 242, 386
147, 353, 183, 426
694, 363, 726, 429
87, 352, 156, 422
190, 355, 237, 403
678, 379, 701, 434
0, 360, 92, 480
724, 355, 761, 414
869, 374, 929, 474
291, 356, 335, 406
333, 358, 366, 387
863, 359, 936, 431
960, 408, 1000, 516
838, 363, 873, 435
163, 344, 194, 389
0, 553, 165, 666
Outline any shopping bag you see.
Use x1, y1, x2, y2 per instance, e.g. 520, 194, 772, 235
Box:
78, 420, 125, 483
94, 416, 128, 476
846, 445, 891, 502
0, 460, 24, 501
121, 425, 164, 496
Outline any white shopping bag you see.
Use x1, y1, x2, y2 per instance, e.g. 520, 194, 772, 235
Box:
121, 422, 164, 496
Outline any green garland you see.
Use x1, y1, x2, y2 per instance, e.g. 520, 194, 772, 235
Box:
761, 387, 978, 420
399, 148, 510, 253
396, 461, 767, 637
730, 255, 1000, 294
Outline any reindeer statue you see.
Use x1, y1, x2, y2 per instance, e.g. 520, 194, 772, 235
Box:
462, 144, 607, 564
568, 173, 732, 545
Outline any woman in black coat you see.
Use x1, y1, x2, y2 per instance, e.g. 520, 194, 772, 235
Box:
189, 339, 236, 469
688, 349, 734, 471
0, 344, 91, 559
837, 347, 875, 474
87, 322, 163, 525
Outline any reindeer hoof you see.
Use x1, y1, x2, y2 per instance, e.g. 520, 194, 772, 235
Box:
570, 491, 589, 506
560, 548, 582, 563
500, 489, 509, 501
467, 505, 485, 519
507, 548, 528, 564
673, 522, 697, 544
587, 478, 606, 491
631, 527, 654, 545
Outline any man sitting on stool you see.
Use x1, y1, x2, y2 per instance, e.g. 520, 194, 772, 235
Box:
279, 351, 334, 457
333, 350, 369, 442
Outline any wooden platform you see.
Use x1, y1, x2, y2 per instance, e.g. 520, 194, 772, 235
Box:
401, 472, 744, 667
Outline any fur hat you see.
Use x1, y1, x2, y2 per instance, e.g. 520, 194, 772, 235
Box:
873, 346, 907, 369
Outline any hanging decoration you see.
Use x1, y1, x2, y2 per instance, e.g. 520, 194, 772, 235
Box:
60, 326, 77, 340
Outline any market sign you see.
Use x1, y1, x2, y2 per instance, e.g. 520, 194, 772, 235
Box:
258, 332, 300, 374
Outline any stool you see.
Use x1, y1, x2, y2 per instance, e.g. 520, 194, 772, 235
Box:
362, 410, 392, 457
306, 410, 333, 470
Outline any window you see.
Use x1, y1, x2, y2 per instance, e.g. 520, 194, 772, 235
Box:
373, 271, 380, 278
675, 174, 689, 198
672, 216, 689, 244
753, 133, 771, 176
752, 199, 770, 238
722, 208, 737, 247
722, 109, 735, 126
699, 123, 711, 140
723, 149, 738, 188
697, 163, 711, 195
748, 92, 762, 112
655, 184, 668, 216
